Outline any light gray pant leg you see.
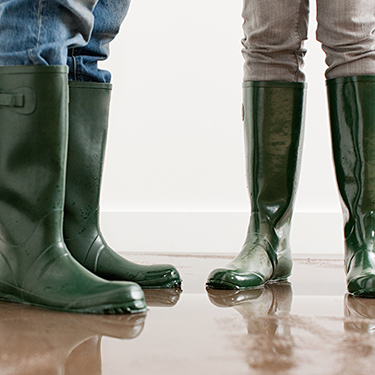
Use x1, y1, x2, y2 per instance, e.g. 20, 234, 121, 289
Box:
242, 0, 309, 82
317, 0, 375, 79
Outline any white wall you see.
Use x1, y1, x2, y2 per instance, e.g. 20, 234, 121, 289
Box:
99, 1, 344, 254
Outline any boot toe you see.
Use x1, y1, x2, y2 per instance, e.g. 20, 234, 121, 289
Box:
62, 281, 147, 314
137, 264, 182, 289
347, 251, 375, 297
15, 249, 148, 315
348, 274, 375, 297
88, 248, 182, 289
206, 268, 265, 290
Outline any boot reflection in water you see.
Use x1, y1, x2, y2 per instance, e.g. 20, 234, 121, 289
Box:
207, 283, 294, 373
0, 301, 146, 375
69, 289, 183, 375
345, 294, 375, 333
143, 288, 182, 308
340, 295, 375, 371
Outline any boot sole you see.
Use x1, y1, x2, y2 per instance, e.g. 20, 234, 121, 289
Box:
139, 279, 182, 289
0, 291, 147, 315
351, 288, 375, 298
206, 274, 290, 290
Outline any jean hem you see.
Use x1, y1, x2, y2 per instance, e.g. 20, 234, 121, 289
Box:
0, 65, 68, 74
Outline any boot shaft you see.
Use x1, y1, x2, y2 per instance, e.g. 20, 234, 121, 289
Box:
0, 66, 68, 248
242, 81, 306, 231
64, 82, 112, 266
64, 81, 112, 229
327, 76, 375, 261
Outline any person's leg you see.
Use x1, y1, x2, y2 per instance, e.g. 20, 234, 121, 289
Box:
206, 0, 308, 290
318, 1, 375, 296
67, 0, 131, 82
317, 0, 375, 80
0, 0, 146, 313
0, 0, 98, 66
63, 0, 182, 289
242, 0, 309, 82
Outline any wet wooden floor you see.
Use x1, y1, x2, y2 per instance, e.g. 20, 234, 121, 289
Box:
2, 253, 374, 375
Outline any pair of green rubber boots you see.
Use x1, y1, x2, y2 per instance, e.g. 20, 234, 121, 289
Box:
0, 65, 181, 314
207, 77, 375, 298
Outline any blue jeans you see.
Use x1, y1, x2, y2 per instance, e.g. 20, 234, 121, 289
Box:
242, 0, 375, 81
0, 0, 130, 82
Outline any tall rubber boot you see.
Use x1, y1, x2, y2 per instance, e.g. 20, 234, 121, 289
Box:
0, 66, 146, 314
64, 82, 182, 289
207, 81, 306, 289
327, 76, 375, 297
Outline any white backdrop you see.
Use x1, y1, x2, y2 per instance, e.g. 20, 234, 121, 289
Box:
98, 1, 344, 254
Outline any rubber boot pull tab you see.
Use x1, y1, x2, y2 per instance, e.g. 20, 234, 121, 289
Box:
0, 87, 36, 114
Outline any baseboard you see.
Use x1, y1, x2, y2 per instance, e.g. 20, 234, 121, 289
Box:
100, 212, 344, 256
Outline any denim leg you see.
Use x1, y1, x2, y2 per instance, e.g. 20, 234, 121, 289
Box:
67, 0, 130, 83
242, 0, 309, 82
317, 0, 375, 79
0, 0, 98, 66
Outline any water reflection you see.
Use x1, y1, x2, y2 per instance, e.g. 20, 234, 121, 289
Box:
206, 287, 375, 374
143, 287, 182, 307
207, 283, 294, 374
345, 294, 375, 333
0, 302, 146, 375
343, 294, 375, 364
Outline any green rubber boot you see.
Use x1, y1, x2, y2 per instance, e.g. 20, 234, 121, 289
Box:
327, 76, 375, 297
64, 82, 181, 289
0, 66, 146, 314
207, 81, 306, 289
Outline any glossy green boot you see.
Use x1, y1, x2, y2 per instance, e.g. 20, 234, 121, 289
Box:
0, 66, 146, 314
327, 76, 375, 297
64, 82, 181, 289
207, 81, 306, 289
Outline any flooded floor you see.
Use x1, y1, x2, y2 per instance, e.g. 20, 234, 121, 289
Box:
1, 253, 374, 375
